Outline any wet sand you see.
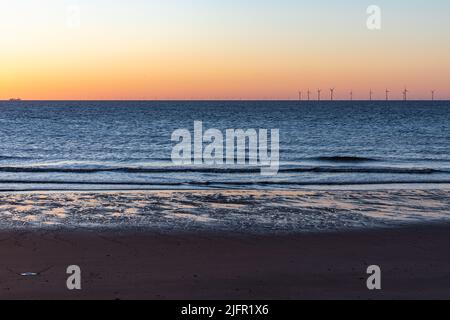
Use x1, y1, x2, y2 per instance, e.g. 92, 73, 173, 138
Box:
0, 189, 449, 300
1, 224, 450, 300
0, 189, 449, 232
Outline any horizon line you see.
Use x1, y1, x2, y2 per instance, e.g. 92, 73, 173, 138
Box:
1, 99, 449, 102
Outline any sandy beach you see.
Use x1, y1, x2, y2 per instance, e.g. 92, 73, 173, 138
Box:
0, 189, 449, 300
1, 224, 450, 300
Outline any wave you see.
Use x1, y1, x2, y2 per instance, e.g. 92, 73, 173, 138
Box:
0, 166, 447, 175
311, 156, 378, 162
284, 167, 444, 174
0, 156, 30, 160
0, 179, 450, 187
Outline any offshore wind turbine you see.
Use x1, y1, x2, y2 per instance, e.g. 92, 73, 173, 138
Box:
298, 91, 302, 101
385, 89, 390, 101
330, 88, 335, 101
369, 89, 373, 101
431, 90, 436, 101
307, 89, 311, 101
403, 87, 409, 101
350, 90, 353, 101
317, 89, 321, 101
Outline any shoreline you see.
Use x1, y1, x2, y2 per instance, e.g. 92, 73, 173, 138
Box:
1, 181, 450, 193
1, 223, 450, 299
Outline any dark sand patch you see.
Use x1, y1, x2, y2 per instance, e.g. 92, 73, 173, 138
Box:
0, 224, 449, 299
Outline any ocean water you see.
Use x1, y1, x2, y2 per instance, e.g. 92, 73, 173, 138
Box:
0, 100, 449, 191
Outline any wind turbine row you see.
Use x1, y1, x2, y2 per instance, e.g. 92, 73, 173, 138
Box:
297, 88, 438, 101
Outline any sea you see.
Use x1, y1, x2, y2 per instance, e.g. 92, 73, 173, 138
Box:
0, 100, 449, 191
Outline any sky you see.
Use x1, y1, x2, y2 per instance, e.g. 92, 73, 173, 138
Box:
0, 0, 449, 100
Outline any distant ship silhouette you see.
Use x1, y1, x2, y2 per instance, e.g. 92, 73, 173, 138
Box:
9, 98, 22, 101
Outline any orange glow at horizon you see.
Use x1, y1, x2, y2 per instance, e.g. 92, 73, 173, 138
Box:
1, 1, 450, 100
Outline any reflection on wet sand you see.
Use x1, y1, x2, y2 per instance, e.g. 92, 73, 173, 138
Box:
0, 189, 449, 232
